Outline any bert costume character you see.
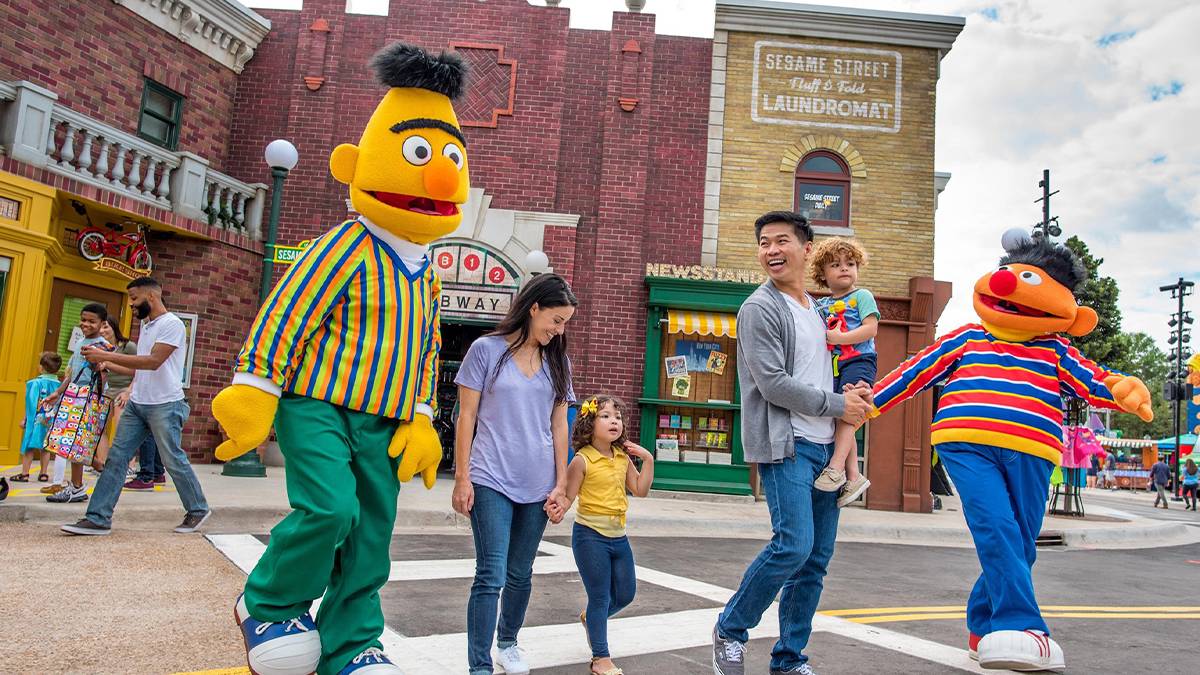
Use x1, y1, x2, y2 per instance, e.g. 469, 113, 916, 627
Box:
871, 231, 1152, 672
212, 43, 470, 675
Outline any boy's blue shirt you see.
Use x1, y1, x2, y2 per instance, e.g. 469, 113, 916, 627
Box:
816, 288, 880, 357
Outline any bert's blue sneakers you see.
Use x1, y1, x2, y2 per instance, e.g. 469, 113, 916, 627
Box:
336, 648, 402, 674
235, 593, 321, 675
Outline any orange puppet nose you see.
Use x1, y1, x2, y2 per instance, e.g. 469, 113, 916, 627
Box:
423, 156, 460, 200
989, 269, 1018, 296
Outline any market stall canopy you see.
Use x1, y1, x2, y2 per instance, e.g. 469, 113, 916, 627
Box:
667, 310, 738, 339
1156, 433, 1197, 450
1095, 436, 1156, 449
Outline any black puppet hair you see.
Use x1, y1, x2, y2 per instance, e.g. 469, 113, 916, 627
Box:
999, 239, 1087, 292
370, 43, 469, 100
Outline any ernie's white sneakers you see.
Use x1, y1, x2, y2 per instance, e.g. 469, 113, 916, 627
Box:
977, 630, 1065, 672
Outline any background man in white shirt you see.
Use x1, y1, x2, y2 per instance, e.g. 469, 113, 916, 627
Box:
62, 276, 211, 536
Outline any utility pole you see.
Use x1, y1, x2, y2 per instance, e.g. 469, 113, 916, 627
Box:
1033, 169, 1062, 241
1161, 278, 1194, 499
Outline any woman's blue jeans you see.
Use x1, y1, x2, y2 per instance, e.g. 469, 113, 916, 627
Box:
466, 484, 549, 674
571, 522, 636, 658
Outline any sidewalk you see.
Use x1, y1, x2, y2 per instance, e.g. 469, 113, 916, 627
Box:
3, 464, 1197, 549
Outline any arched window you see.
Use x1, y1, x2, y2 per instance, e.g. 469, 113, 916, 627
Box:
794, 150, 850, 229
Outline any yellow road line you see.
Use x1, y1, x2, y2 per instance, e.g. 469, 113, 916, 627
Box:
172, 668, 249, 675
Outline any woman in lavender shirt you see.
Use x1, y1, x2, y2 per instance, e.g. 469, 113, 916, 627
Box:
453, 274, 577, 675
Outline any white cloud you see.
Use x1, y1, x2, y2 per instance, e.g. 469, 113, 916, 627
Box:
243, 0, 1198, 356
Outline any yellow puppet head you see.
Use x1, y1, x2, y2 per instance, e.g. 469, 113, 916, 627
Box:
972, 229, 1098, 342
1187, 353, 1200, 387
330, 43, 470, 245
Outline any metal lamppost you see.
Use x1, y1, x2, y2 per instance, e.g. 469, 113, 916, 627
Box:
222, 139, 299, 478
1161, 278, 1194, 499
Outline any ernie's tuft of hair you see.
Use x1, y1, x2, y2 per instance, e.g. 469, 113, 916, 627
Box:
370, 42, 469, 100
998, 238, 1087, 292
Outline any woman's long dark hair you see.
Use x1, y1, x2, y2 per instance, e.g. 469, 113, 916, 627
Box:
488, 273, 578, 403
104, 316, 128, 347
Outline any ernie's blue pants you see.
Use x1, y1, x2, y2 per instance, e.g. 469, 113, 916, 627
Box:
935, 442, 1053, 637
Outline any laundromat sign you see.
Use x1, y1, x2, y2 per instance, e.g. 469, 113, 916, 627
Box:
751, 41, 902, 133
431, 243, 521, 321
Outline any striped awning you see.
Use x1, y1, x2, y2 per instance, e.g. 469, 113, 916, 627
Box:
1095, 436, 1157, 449
667, 310, 737, 338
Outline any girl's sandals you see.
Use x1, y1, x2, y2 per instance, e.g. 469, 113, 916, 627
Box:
10, 473, 30, 482
37, 473, 49, 482
589, 658, 623, 675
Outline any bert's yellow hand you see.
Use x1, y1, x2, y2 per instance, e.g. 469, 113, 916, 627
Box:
212, 385, 279, 461
388, 415, 442, 489
1103, 375, 1154, 423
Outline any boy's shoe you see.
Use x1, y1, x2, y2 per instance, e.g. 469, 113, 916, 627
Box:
41, 483, 65, 495
154, 474, 167, 484
47, 483, 87, 503
337, 648, 402, 674
813, 467, 846, 492
235, 593, 321, 675
61, 518, 112, 536
836, 476, 871, 507
977, 630, 1064, 672
712, 626, 745, 675
770, 665, 815, 675
124, 478, 155, 491
968, 632, 981, 660
495, 643, 530, 674
174, 510, 212, 533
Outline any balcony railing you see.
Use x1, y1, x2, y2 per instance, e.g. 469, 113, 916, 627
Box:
0, 80, 266, 239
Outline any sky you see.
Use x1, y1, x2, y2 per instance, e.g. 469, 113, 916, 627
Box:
244, 0, 1199, 353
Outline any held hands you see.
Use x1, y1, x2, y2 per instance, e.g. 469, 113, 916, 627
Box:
388, 414, 442, 489
212, 384, 279, 461
840, 383, 874, 427
1103, 375, 1154, 422
544, 484, 568, 524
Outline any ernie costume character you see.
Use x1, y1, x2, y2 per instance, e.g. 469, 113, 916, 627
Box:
211, 43, 470, 675
871, 230, 1152, 672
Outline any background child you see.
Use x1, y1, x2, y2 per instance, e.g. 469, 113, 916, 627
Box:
563, 395, 654, 675
41, 302, 111, 503
810, 237, 879, 507
13, 351, 62, 483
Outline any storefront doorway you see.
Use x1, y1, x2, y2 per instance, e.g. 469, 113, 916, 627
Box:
44, 279, 125, 376
434, 320, 492, 472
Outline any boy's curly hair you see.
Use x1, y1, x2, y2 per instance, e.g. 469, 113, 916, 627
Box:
571, 395, 628, 451
809, 237, 868, 288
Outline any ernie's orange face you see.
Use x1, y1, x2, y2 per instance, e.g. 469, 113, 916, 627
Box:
972, 263, 1098, 337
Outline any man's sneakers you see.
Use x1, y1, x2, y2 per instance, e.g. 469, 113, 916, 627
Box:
837, 476, 870, 507
977, 629, 1065, 672
337, 647, 402, 674
712, 626, 745, 675
46, 483, 87, 503
174, 510, 212, 533
495, 643, 530, 674
235, 593, 321, 675
813, 467, 846, 492
123, 478, 156, 491
968, 632, 981, 660
770, 665, 816, 675
61, 518, 112, 535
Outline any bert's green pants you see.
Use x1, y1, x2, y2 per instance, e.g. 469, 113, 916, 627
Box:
244, 394, 400, 675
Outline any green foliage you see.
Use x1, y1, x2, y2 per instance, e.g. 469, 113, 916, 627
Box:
1063, 236, 1123, 367
1108, 332, 1173, 439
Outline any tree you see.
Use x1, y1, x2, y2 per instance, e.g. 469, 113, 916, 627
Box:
1107, 332, 1172, 439
1063, 236, 1124, 367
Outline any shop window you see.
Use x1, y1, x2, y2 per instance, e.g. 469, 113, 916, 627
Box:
794, 150, 850, 228
138, 79, 183, 150
652, 311, 739, 466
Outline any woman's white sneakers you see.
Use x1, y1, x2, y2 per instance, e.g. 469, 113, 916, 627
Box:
495, 643, 531, 674
977, 629, 1065, 672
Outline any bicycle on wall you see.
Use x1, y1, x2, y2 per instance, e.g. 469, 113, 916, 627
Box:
71, 200, 153, 272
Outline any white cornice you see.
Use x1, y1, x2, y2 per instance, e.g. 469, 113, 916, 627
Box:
715, 0, 964, 54
112, 0, 271, 73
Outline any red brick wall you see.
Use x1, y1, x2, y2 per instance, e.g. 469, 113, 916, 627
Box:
0, 0, 241, 172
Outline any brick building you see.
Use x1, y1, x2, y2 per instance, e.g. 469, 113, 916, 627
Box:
1, 0, 964, 511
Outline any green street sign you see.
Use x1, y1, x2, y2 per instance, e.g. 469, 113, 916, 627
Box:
271, 239, 313, 265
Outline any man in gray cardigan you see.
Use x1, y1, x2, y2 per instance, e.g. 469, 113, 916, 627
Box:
713, 211, 873, 675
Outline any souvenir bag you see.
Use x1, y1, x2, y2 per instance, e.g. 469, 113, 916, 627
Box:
44, 370, 110, 464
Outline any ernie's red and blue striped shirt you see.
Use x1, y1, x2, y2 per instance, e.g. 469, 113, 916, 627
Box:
236, 219, 441, 421
873, 324, 1120, 464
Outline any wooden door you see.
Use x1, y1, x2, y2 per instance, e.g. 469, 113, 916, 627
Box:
43, 279, 125, 375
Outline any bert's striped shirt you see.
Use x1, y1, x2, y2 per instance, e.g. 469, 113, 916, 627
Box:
236, 219, 441, 421
873, 324, 1120, 464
